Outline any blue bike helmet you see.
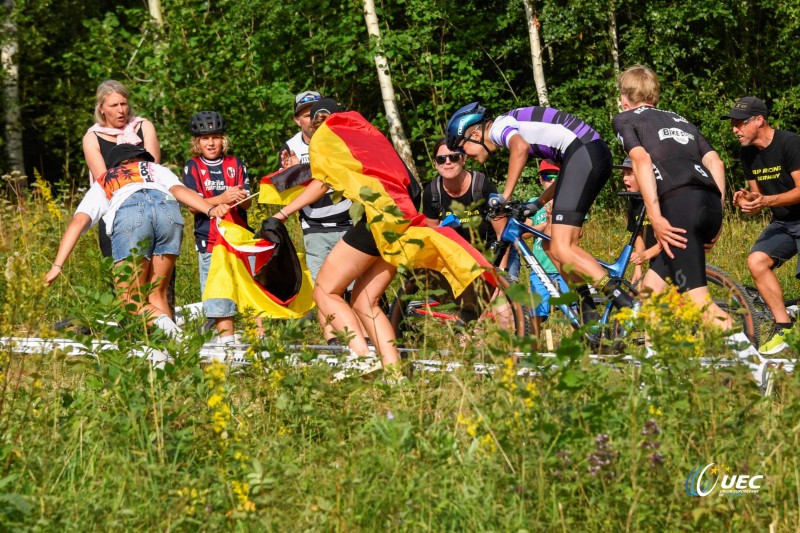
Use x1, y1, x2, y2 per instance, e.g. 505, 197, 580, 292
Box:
445, 102, 486, 150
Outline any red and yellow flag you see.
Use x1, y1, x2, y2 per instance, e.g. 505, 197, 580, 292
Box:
202, 219, 316, 318
309, 112, 495, 296
258, 165, 313, 205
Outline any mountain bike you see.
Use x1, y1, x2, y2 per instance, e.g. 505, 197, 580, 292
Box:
389, 192, 760, 352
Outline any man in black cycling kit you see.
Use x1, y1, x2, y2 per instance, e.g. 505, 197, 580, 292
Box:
727, 96, 800, 355
613, 65, 757, 355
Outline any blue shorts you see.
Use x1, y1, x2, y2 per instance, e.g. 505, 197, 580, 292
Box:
111, 189, 184, 262
197, 251, 238, 318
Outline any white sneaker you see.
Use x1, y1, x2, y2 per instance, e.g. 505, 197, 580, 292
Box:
135, 347, 173, 369
332, 351, 383, 381
725, 332, 761, 360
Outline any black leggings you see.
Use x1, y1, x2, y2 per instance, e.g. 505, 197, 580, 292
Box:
649, 187, 722, 292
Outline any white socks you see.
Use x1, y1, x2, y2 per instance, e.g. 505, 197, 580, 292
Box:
154, 314, 183, 340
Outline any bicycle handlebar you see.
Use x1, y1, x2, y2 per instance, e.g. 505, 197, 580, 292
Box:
487, 191, 643, 221
486, 194, 541, 221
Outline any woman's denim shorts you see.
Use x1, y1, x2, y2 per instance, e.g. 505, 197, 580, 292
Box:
111, 188, 184, 262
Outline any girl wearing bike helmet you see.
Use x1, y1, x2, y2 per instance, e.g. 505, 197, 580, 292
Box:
183, 111, 251, 344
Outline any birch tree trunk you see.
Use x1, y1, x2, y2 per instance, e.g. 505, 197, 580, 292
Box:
522, 0, 549, 107
148, 0, 164, 26
362, 0, 417, 178
608, 3, 621, 111
2, 0, 26, 190
608, 3, 620, 73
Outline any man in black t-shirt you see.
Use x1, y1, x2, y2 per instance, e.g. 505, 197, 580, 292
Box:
726, 96, 800, 354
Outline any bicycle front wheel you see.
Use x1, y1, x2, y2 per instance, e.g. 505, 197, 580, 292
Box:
388, 272, 529, 350
706, 264, 761, 346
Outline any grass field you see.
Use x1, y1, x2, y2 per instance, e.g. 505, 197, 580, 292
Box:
1, 177, 799, 531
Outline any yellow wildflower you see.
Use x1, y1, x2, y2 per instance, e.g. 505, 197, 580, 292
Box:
479, 434, 497, 453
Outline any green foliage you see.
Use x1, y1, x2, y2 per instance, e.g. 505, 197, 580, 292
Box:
7, 0, 800, 208
0, 168, 799, 529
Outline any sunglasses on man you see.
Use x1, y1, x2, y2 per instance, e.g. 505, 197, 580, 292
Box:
298, 95, 320, 105
434, 153, 463, 165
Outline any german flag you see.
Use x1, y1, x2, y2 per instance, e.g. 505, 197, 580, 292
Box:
258, 164, 313, 205
202, 218, 316, 318
309, 112, 495, 297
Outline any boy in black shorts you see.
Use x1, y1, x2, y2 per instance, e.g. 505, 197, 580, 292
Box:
613, 65, 758, 355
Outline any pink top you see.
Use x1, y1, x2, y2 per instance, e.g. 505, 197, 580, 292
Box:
86, 116, 146, 145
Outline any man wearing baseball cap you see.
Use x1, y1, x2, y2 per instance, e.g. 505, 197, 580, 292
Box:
727, 96, 800, 354
279, 90, 321, 168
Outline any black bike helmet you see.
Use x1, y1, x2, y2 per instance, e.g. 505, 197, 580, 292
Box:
189, 111, 226, 135
445, 102, 486, 150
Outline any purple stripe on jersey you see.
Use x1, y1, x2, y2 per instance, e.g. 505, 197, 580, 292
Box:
541, 107, 559, 123
531, 145, 559, 161
508, 106, 601, 144
500, 126, 517, 147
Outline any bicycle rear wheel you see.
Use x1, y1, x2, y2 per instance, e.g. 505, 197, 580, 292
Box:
705, 264, 762, 346
388, 272, 529, 350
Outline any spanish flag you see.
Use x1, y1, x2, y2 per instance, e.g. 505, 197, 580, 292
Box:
258, 165, 313, 205
202, 218, 316, 318
309, 112, 495, 296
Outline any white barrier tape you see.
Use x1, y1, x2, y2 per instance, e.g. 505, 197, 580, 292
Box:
1, 336, 795, 389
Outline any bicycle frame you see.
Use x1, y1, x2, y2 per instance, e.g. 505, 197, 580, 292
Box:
493, 192, 646, 329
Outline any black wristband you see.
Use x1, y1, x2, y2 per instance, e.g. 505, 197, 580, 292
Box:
207, 206, 214, 218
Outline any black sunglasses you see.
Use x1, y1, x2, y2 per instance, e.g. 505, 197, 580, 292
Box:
434, 153, 463, 165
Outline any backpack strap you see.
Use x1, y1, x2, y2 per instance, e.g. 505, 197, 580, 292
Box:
470, 171, 486, 205
431, 175, 444, 216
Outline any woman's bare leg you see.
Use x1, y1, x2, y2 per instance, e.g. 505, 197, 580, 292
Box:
314, 241, 398, 364
148, 255, 177, 319
114, 256, 171, 322
349, 259, 398, 365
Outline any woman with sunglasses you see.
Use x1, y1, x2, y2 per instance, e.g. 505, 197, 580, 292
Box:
422, 138, 502, 246
419, 139, 504, 325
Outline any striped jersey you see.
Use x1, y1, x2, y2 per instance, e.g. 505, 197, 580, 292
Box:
489, 106, 602, 162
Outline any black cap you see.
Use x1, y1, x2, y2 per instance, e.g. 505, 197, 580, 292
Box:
613, 157, 633, 171
721, 96, 769, 120
107, 144, 155, 169
310, 98, 346, 121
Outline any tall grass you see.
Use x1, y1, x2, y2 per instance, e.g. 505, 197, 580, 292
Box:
0, 178, 798, 530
